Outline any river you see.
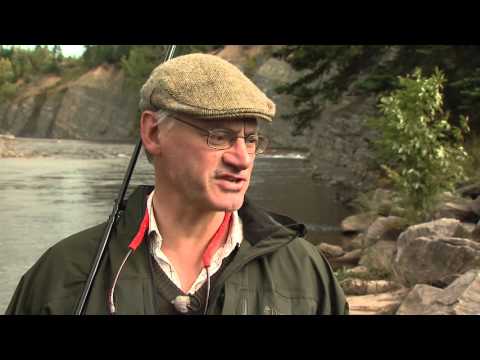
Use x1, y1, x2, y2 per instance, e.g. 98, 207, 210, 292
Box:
0, 137, 351, 313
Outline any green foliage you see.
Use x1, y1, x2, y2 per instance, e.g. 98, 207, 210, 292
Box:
0, 45, 223, 105
120, 45, 224, 92
368, 68, 470, 222
351, 189, 397, 217
47, 45, 63, 74
0, 46, 84, 101
333, 266, 351, 283
0, 46, 13, 58
274, 45, 480, 135
0, 82, 17, 101
120, 46, 168, 90
243, 54, 260, 77
274, 45, 391, 134
0, 57, 17, 100
83, 45, 221, 72
82, 45, 132, 68
30, 46, 52, 73
0, 57, 15, 83
10, 48, 34, 81
0, 45, 75, 81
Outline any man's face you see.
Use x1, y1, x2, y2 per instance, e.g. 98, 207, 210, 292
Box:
156, 116, 258, 212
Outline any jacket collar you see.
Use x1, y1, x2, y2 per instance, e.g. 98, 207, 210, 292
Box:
108, 185, 306, 276
238, 197, 306, 246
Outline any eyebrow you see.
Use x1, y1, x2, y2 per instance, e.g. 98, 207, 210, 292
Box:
208, 127, 259, 138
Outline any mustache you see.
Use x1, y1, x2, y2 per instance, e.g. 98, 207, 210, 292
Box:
214, 170, 248, 181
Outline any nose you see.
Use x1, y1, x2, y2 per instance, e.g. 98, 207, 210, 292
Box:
222, 137, 254, 171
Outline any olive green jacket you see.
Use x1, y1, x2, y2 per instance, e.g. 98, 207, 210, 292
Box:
6, 186, 348, 315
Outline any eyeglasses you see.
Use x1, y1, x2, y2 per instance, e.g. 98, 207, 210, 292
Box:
171, 116, 268, 155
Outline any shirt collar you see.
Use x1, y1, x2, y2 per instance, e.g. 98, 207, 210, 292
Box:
146, 190, 243, 250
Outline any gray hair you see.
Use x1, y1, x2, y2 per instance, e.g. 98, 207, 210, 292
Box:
139, 73, 157, 113
144, 109, 176, 164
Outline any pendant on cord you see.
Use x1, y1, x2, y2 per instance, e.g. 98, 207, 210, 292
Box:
172, 294, 201, 314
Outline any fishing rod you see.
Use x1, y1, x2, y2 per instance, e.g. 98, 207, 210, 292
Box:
74, 45, 177, 315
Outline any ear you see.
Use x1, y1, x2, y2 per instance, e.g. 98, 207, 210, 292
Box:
140, 111, 162, 157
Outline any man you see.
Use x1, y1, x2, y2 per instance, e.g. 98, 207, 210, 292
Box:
6, 53, 348, 315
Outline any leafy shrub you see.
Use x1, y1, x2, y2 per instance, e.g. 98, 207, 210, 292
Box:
368, 68, 470, 222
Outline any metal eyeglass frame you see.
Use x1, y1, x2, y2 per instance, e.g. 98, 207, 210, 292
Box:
169, 115, 268, 155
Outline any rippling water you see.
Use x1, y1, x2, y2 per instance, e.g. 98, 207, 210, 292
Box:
0, 138, 351, 313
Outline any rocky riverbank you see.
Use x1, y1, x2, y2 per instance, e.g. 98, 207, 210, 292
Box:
319, 188, 480, 314
0, 134, 23, 158
0, 134, 138, 160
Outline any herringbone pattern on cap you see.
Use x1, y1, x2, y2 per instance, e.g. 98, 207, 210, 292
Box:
140, 53, 275, 122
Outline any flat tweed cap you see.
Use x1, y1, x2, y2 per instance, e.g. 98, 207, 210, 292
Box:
141, 53, 276, 122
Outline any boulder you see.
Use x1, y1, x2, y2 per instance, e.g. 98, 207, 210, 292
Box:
472, 224, 480, 242
330, 249, 363, 269
396, 285, 444, 315
317, 243, 345, 258
396, 218, 460, 243
359, 240, 396, 275
347, 288, 409, 315
471, 195, 480, 216
453, 222, 476, 239
342, 233, 366, 251
341, 212, 377, 233
393, 235, 480, 287
457, 182, 480, 199
433, 201, 478, 223
0, 137, 21, 158
364, 216, 408, 247
396, 269, 480, 315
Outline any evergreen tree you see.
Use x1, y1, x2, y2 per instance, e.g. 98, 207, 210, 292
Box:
274, 45, 480, 134
49, 45, 63, 73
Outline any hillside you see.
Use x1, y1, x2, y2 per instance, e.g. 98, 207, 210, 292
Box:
0, 45, 388, 204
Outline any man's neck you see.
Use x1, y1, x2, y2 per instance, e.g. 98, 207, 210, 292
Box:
151, 189, 226, 253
